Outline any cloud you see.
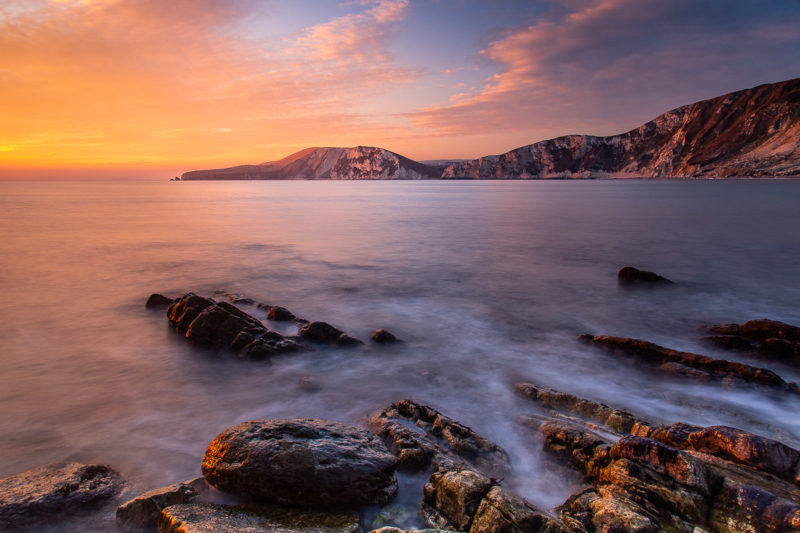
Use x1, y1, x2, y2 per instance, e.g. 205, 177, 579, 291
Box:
0, 0, 416, 166
409, 0, 800, 140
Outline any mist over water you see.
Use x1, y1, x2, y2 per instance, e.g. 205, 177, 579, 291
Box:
1, 180, 799, 528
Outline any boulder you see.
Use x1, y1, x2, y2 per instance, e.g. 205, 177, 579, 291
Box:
336, 333, 366, 346
201, 419, 398, 508
617, 266, 673, 286
420, 470, 493, 531
297, 321, 361, 345
370, 329, 402, 344
116, 477, 205, 531
267, 306, 295, 321
367, 400, 509, 477
738, 319, 800, 343
470, 486, 568, 533
146, 293, 174, 309
702, 319, 800, 365
159, 503, 360, 533
0, 462, 123, 528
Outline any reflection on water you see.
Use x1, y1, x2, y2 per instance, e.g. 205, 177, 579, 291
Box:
1, 180, 800, 526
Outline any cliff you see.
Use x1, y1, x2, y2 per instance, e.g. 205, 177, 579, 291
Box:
442, 78, 800, 178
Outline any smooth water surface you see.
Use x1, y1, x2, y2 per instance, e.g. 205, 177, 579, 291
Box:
1, 180, 799, 529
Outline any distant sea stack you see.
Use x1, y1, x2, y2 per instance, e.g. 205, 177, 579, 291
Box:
443, 77, 800, 178
181, 146, 440, 181
182, 78, 799, 180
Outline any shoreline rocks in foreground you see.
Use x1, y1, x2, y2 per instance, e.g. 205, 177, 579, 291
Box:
0, 462, 123, 530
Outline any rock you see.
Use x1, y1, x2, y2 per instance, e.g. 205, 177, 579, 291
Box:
539, 421, 612, 478
0, 462, 123, 528
470, 486, 568, 533
146, 293, 174, 309
266, 306, 295, 321
617, 266, 673, 286
701, 335, 755, 352
515, 383, 646, 434
201, 419, 398, 508
757, 338, 795, 359
116, 477, 205, 531
371, 329, 402, 344
159, 503, 360, 533
581, 334, 796, 391
367, 399, 509, 477
420, 470, 494, 531
227, 295, 255, 305
370, 503, 419, 530
166, 293, 307, 359
703, 319, 800, 365
297, 321, 346, 343
336, 333, 365, 346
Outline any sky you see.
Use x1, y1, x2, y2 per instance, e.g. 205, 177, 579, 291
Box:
1, 0, 799, 179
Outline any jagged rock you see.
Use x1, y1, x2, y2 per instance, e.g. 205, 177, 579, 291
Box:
421, 470, 494, 531
738, 318, 800, 343
266, 306, 295, 321
166, 293, 307, 359
371, 329, 402, 344
158, 503, 360, 533
297, 321, 347, 343
116, 477, 204, 531
470, 486, 568, 533
539, 421, 612, 478
617, 266, 673, 286
703, 318, 800, 365
146, 293, 174, 309
580, 334, 797, 391
201, 419, 398, 508
515, 383, 647, 434
0, 462, 123, 528
227, 295, 255, 305
367, 399, 510, 477
336, 333, 365, 346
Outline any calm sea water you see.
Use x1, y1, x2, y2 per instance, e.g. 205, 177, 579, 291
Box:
1, 180, 799, 530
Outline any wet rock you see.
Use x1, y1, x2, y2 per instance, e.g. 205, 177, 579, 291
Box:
757, 338, 795, 359
146, 293, 174, 309
581, 334, 796, 391
703, 318, 800, 365
470, 485, 568, 533
227, 295, 255, 305
266, 306, 295, 321
738, 318, 800, 343
116, 477, 204, 531
297, 321, 347, 343
367, 399, 510, 477
166, 293, 307, 359
658, 361, 712, 380
420, 470, 494, 531
617, 266, 673, 286
371, 329, 402, 344
201, 418, 398, 508
701, 334, 755, 352
336, 333, 366, 346
539, 421, 612, 478
0, 462, 123, 528
515, 383, 646, 434
159, 503, 360, 533
704, 323, 741, 336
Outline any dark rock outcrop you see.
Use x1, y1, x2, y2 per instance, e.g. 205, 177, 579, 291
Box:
159, 503, 360, 533
266, 306, 295, 321
579, 334, 798, 391
367, 400, 510, 478
371, 329, 402, 344
704, 318, 800, 365
116, 477, 205, 531
443, 78, 800, 178
166, 293, 306, 359
617, 266, 673, 286
146, 293, 174, 309
201, 419, 398, 508
297, 321, 364, 346
0, 462, 123, 529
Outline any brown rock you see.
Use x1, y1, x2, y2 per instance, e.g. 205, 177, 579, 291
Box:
420, 470, 493, 531
370, 329, 402, 344
539, 421, 612, 478
146, 293, 174, 309
469, 486, 567, 533
266, 306, 295, 321
116, 477, 204, 531
201, 419, 398, 508
739, 318, 800, 343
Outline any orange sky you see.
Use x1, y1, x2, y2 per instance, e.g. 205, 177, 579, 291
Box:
1, 0, 798, 179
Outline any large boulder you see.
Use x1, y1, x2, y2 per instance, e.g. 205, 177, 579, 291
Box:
0, 462, 123, 528
146, 293, 174, 309
159, 503, 360, 533
116, 477, 205, 531
201, 419, 398, 508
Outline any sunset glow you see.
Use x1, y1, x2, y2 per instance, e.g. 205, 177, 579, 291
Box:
1, 0, 799, 178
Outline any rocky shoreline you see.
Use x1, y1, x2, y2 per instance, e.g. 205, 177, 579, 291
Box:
2, 267, 799, 532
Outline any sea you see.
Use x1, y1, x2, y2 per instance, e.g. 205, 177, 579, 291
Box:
1, 179, 799, 530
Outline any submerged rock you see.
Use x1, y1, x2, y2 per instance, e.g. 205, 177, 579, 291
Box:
704, 318, 800, 365
0, 462, 123, 529
159, 503, 360, 533
146, 293, 174, 309
297, 321, 363, 345
201, 418, 398, 508
266, 306, 295, 321
370, 329, 402, 344
367, 399, 509, 477
579, 333, 797, 391
617, 266, 673, 286
116, 477, 205, 531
